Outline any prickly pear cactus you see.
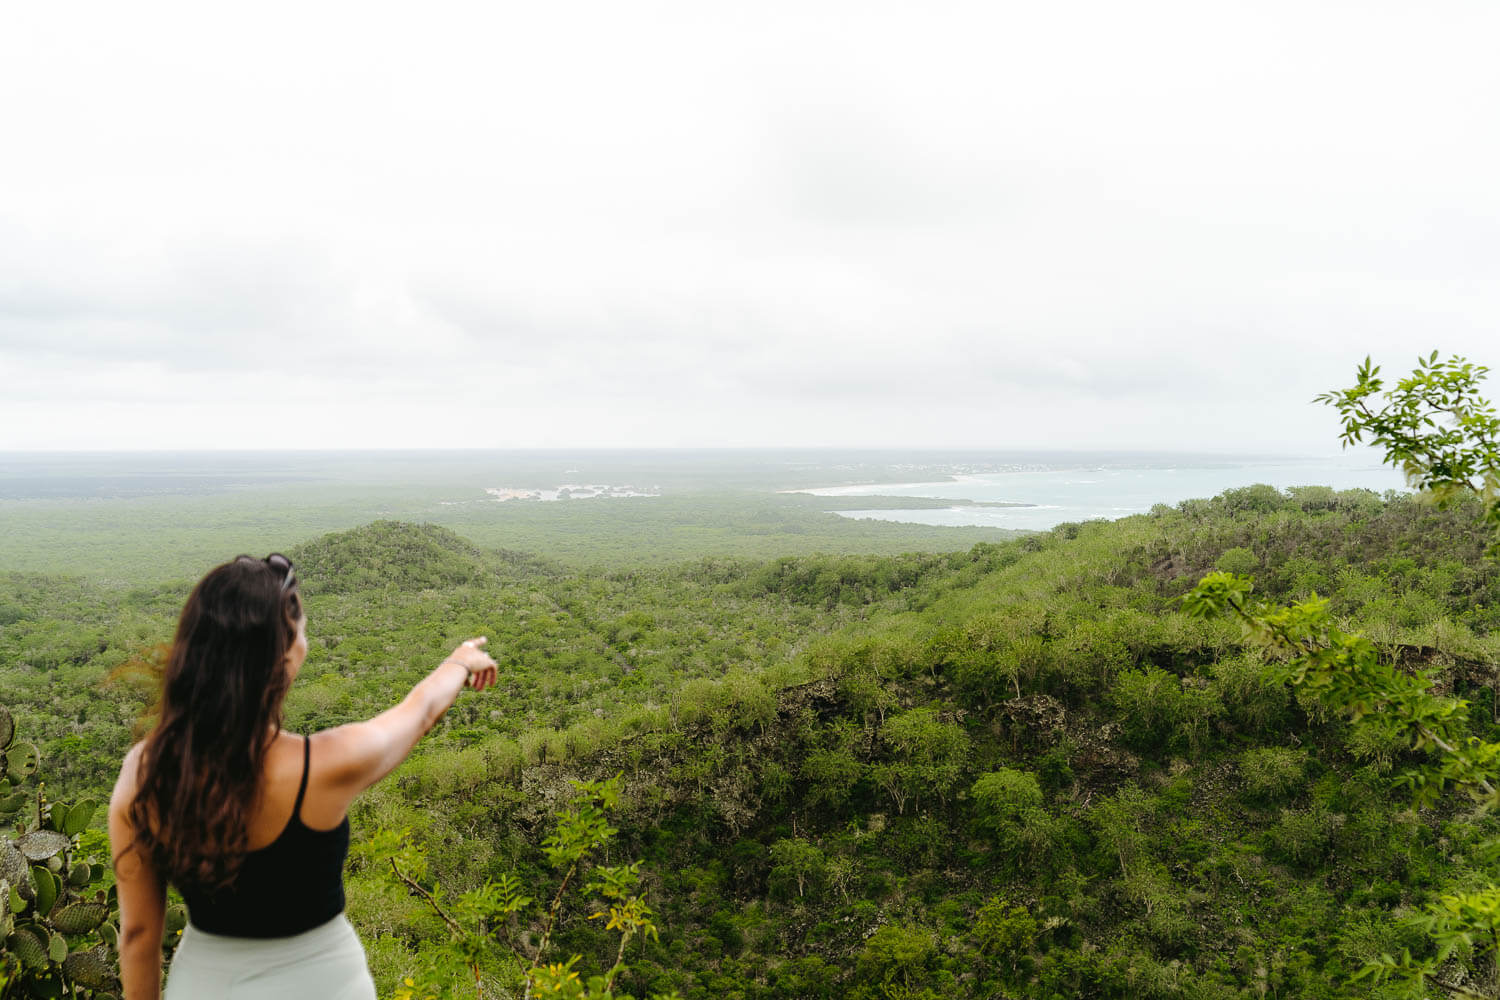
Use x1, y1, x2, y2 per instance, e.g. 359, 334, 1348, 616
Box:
0, 705, 121, 999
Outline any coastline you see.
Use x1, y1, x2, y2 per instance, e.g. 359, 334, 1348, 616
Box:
795, 494, 1036, 511
787, 455, 1407, 532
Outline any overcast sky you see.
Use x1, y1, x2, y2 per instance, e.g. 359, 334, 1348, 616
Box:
2, 2, 1497, 452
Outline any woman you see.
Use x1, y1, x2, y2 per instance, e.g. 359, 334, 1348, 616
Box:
107, 553, 497, 999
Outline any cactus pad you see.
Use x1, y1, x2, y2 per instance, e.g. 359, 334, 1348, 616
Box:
49, 902, 108, 936
0, 792, 29, 814
5, 742, 38, 782
46, 929, 66, 963
60, 801, 96, 838
62, 947, 117, 990
7, 927, 46, 969
0, 845, 32, 900
31, 866, 58, 918
18, 831, 70, 862
0, 706, 13, 751
66, 862, 90, 888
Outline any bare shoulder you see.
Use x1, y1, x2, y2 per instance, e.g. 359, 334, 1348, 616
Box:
303, 716, 417, 809
308, 720, 387, 781
108, 744, 147, 867
108, 742, 146, 814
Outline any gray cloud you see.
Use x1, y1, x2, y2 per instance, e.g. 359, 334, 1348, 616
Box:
3, 1, 1499, 449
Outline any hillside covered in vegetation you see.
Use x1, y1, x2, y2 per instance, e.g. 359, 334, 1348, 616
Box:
4, 485, 1500, 997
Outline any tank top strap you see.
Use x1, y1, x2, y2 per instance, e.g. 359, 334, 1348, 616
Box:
292, 734, 311, 819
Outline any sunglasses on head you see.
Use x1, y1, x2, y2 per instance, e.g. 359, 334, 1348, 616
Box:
238, 553, 296, 592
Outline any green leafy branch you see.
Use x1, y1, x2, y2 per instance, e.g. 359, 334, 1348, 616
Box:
1315, 351, 1500, 556
1182, 573, 1500, 996
1183, 573, 1497, 808
384, 776, 679, 1000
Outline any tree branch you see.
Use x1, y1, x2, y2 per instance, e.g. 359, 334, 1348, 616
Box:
390, 857, 465, 937
524, 860, 582, 1000
603, 927, 633, 992
1222, 599, 1498, 799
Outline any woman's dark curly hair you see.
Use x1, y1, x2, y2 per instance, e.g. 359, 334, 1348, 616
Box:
129, 555, 302, 890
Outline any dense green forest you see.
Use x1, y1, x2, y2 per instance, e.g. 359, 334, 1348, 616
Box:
0, 490, 1024, 581
0, 451, 1025, 580
6, 482, 1500, 997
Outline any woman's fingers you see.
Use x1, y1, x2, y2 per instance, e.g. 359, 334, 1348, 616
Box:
454, 637, 497, 691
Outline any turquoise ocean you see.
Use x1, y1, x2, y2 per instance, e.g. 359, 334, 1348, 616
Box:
798, 454, 1409, 531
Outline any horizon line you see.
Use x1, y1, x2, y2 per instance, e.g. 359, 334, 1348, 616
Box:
0, 445, 1371, 458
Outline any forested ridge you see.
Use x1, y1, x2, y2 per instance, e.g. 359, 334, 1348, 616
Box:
4, 486, 1500, 997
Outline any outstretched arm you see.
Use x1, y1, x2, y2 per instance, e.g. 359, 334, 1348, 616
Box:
108, 745, 165, 1000
315, 637, 498, 806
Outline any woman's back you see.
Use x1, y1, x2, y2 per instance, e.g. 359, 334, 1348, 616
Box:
180, 733, 349, 938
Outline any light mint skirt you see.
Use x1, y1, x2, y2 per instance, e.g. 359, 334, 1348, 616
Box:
164, 914, 376, 1000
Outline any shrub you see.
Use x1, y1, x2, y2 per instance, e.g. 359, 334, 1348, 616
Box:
857, 923, 936, 987
1112, 668, 1223, 753
768, 838, 825, 900
972, 896, 1038, 961
1268, 806, 1345, 867
972, 769, 1063, 869
871, 710, 970, 814
1208, 656, 1290, 734
1239, 747, 1307, 801
1215, 547, 1259, 577
1215, 484, 1286, 515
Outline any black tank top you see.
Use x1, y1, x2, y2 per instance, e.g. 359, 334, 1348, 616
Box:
180, 735, 350, 938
